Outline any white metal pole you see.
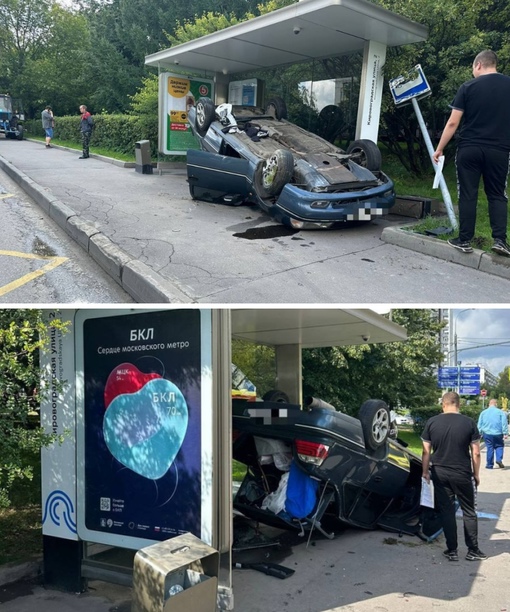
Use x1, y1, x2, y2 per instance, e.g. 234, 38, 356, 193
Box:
411, 97, 458, 230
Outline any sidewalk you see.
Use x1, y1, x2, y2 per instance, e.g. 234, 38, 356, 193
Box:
1, 140, 510, 303
1, 443, 509, 612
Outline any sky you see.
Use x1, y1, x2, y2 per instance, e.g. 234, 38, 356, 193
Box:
452, 308, 510, 377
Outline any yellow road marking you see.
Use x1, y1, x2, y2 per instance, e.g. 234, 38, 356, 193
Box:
0, 252, 68, 297
0, 194, 14, 200
0, 249, 62, 260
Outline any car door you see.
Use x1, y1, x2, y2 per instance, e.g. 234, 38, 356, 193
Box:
187, 149, 252, 201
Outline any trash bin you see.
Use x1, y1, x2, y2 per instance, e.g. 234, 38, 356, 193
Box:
132, 532, 219, 612
135, 139, 153, 174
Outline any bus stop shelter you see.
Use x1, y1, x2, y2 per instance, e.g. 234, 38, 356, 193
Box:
41, 307, 407, 610
145, 0, 427, 147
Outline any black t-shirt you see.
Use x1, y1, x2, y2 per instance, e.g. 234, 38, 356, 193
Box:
450, 72, 510, 152
421, 413, 480, 474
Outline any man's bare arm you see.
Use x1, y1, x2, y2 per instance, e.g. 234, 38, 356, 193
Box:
422, 440, 432, 481
433, 109, 464, 163
471, 440, 481, 486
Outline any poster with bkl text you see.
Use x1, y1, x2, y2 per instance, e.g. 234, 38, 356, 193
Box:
78, 309, 212, 549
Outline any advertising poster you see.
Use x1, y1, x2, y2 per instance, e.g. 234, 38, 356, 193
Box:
76, 309, 213, 549
159, 73, 214, 155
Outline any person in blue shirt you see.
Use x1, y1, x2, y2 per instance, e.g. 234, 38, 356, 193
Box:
478, 399, 508, 469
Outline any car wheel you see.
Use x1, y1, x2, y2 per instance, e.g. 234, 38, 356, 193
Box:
265, 97, 288, 121
16, 125, 24, 140
195, 97, 216, 137
262, 390, 289, 403
346, 139, 382, 171
358, 399, 391, 450
255, 149, 294, 198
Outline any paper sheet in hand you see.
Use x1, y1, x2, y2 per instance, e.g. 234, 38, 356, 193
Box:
420, 477, 435, 508
433, 155, 444, 189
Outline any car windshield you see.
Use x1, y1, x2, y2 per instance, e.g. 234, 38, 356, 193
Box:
0, 96, 13, 113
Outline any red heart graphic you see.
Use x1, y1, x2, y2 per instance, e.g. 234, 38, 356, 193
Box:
104, 362, 162, 408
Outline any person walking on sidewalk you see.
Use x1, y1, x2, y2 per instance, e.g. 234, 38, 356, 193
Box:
432, 50, 510, 257
41, 105, 54, 148
79, 104, 94, 159
421, 391, 487, 562
478, 398, 508, 469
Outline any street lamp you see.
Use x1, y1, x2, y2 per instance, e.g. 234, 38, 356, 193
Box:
450, 308, 475, 367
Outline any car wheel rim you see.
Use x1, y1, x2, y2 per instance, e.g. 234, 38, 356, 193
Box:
196, 104, 205, 127
262, 154, 278, 189
372, 408, 389, 442
350, 147, 367, 167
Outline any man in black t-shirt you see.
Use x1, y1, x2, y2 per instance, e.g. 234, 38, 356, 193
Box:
432, 50, 510, 257
421, 391, 487, 562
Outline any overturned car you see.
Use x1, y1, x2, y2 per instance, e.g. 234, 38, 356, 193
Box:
233, 395, 441, 541
187, 98, 395, 230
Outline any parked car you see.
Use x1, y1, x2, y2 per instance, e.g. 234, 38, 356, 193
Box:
232, 394, 441, 541
395, 414, 414, 425
187, 98, 395, 230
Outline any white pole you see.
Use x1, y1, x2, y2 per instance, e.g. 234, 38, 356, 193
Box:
411, 97, 458, 230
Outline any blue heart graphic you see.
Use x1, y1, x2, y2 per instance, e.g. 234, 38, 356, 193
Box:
103, 378, 188, 479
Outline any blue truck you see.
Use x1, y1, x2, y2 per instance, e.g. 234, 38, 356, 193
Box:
0, 94, 25, 140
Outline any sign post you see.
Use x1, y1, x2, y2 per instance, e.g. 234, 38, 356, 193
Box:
389, 65, 458, 230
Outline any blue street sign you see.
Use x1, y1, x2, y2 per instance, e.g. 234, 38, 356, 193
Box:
389, 65, 432, 107
460, 383, 481, 395
437, 366, 481, 394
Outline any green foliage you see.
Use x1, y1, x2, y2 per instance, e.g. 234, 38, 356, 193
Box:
375, 0, 510, 176
24, 112, 158, 156
494, 366, 510, 399
0, 310, 68, 508
302, 309, 445, 415
231, 310, 445, 420
231, 339, 276, 397
165, 12, 246, 45
128, 74, 159, 149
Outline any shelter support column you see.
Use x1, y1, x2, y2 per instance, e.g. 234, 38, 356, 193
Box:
275, 344, 302, 405
355, 40, 387, 143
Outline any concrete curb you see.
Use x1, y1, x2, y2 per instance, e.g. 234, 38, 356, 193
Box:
0, 558, 42, 587
381, 224, 510, 280
0, 154, 190, 303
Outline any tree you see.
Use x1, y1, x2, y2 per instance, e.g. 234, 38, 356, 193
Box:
0, 310, 67, 508
494, 366, 510, 400
302, 309, 444, 414
375, 0, 510, 176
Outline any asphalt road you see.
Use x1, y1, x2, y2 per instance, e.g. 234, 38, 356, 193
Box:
0, 169, 132, 303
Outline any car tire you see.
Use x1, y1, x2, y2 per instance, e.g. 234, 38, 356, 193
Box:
346, 139, 382, 171
358, 399, 391, 450
265, 97, 288, 121
195, 97, 216, 137
255, 149, 294, 198
262, 390, 289, 403
16, 125, 24, 140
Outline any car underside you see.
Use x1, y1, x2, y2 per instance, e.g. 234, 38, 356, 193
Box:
187, 98, 395, 229
232, 397, 442, 542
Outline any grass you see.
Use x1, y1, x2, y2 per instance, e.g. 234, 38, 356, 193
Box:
0, 505, 42, 565
382, 147, 494, 252
28, 135, 136, 162
396, 427, 422, 455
